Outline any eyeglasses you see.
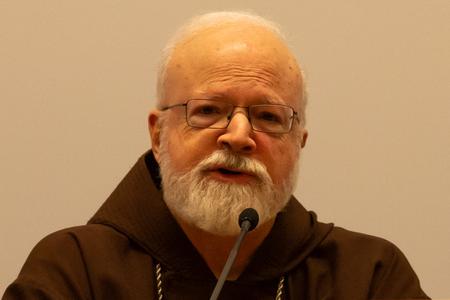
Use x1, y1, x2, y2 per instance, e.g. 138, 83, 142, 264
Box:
160, 99, 298, 133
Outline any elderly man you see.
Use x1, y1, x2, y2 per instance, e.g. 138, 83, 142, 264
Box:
3, 12, 428, 300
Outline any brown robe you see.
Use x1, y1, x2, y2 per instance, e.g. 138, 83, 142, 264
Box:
3, 151, 430, 299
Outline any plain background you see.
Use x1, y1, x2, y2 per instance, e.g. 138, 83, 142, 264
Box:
1, 0, 449, 297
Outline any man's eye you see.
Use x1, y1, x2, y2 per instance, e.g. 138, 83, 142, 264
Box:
257, 112, 282, 123
196, 105, 221, 115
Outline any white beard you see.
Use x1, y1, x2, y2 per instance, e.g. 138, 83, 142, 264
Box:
159, 143, 299, 236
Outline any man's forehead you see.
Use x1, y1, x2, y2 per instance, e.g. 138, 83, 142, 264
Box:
174, 23, 288, 59
168, 24, 299, 84
161, 22, 303, 110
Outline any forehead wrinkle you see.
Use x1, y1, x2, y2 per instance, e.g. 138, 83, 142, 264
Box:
199, 63, 279, 88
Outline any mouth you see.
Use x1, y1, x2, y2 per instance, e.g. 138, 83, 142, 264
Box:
217, 167, 244, 175
205, 166, 256, 184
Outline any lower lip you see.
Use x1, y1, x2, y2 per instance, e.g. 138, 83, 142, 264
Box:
206, 170, 256, 184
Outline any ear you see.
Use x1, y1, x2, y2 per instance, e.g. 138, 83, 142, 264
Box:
148, 110, 162, 162
300, 128, 308, 148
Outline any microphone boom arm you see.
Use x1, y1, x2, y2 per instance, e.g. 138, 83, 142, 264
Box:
209, 220, 251, 300
209, 208, 259, 300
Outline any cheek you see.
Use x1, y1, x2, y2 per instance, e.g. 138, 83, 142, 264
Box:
165, 126, 219, 172
257, 135, 299, 185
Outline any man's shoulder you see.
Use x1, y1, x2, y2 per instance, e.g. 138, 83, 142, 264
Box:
326, 226, 398, 249
33, 223, 138, 258
38, 223, 125, 243
4, 224, 154, 299
299, 225, 429, 298
320, 225, 405, 262
3, 225, 112, 299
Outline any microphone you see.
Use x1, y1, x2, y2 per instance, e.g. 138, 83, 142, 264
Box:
209, 208, 259, 300
238, 208, 259, 232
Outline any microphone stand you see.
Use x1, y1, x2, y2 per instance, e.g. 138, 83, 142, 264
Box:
209, 220, 252, 300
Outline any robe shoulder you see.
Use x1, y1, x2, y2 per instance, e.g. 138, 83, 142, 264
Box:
2, 224, 155, 300
316, 227, 430, 299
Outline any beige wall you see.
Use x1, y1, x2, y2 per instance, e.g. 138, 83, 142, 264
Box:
1, 0, 449, 297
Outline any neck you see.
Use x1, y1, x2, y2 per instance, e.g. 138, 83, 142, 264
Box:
176, 217, 275, 280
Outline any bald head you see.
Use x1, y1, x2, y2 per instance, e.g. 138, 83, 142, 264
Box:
156, 12, 306, 125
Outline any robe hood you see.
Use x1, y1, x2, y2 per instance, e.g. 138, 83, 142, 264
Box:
5, 150, 428, 299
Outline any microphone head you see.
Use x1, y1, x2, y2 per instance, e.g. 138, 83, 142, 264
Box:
238, 208, 259, 232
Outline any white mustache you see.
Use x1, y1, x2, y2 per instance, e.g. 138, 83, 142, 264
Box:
195, 150, 272, 183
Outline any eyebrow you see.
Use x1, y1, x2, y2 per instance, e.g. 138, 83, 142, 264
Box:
192, 93, 284, 106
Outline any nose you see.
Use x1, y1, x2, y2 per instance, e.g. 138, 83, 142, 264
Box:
217, 111, 256, 153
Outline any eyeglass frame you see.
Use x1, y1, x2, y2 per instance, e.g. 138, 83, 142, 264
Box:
159, 99, 299, 134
